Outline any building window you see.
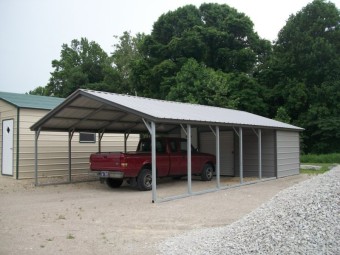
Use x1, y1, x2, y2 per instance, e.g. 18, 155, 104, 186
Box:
79, 132, 96, 143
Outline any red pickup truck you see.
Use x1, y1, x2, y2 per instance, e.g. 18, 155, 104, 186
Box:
90, 137, 216, 191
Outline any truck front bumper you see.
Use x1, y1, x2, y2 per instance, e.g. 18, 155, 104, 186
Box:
98, 171, 124, 179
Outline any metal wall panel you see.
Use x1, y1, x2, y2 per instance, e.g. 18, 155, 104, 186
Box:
235, 129, 276, 178
276, 131, 300, 177
199, 131, 234, 176
262, 130, 276, 177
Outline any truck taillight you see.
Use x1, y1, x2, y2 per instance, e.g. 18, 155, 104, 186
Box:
120, 154, 128, 168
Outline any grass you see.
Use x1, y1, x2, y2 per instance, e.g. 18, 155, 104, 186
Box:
301, 153, 340, 163
300, 163, 333, 175
300, 153, 339, 175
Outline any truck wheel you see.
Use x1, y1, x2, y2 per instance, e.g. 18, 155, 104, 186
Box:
137, 168, 152, 191
201, 164, 214, 181
106, 178, 123, 188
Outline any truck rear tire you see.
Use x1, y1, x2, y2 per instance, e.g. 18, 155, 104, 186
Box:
137, 168, 152, 191
201, 164, 214, 181
106, 178, 123, 188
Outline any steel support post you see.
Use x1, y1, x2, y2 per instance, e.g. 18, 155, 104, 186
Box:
239, 127, 243, 184
124, 133, 130, 153
258, 129, 262, 180
68, 130, 74, 183
34, 129, 41, 186
187, 124, 192, 194
151, 121, 157, 202
98, 131, 104, 153
216, 126, 220, 189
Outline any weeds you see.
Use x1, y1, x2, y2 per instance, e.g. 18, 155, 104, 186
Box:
66, 234, 75, 239
57, 214, 66, 220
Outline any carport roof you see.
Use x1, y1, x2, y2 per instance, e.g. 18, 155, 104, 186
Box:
31, 89, 303, 133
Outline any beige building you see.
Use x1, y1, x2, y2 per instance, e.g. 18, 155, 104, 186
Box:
0, 92, 138, 180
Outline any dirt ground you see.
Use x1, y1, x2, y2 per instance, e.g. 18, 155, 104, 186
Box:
0, 174, 312, 255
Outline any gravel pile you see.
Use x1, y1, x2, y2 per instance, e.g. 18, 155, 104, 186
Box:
159, 166, 340, 255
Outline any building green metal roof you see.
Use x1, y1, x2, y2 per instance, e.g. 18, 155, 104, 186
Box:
0, 91, 64, 110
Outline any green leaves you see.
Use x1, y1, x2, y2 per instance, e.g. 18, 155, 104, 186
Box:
262, 0, 340, 153
275, 107, 291, 124
167, 58, 235, 108
44, 38, 114, 97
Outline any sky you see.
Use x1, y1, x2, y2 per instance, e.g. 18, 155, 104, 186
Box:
0, 0, 339, 94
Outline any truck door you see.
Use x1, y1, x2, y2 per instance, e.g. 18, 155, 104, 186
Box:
154, 140, 170, 177
169, 139, 187, 176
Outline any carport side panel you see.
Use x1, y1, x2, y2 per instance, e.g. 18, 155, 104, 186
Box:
235, 129, 276, 178
261, 130, 276, 178
276, 131, 300, 177
199, 131, 234, 176
241, 129, 259, 177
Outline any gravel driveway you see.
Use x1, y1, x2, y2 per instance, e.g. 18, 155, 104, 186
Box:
160, 166, 340, 255
0, 172, 323, 255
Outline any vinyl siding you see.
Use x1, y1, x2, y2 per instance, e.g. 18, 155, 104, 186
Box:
276, 131, 300, 177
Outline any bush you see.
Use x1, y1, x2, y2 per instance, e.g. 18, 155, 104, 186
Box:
300, 153, 340, 163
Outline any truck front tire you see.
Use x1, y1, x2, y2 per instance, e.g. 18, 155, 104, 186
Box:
106, 178, 123, 188
201, 164, 214, 181
137, 168, 152, 191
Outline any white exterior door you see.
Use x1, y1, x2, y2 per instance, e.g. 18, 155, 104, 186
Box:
2, 120, 14, 176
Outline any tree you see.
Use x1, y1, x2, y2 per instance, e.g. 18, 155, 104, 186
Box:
166, 58, 236, 108
134, 3, 271, 100
29, 86, 49, 96
111, 31, 145, 94
274, 107, 291, 123
259, 0, 340, 153
43, 38, 116, 97
227, 73, 268, 115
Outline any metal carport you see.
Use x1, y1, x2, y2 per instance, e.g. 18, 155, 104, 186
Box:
31, 89, 303, 202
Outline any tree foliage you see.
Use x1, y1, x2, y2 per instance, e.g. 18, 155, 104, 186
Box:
30, 1, 339, 153
131, 3, 271, 111
43, 38, 117, 97
111, 31, 145, 94
166, 58, 236, 108
259, 0, 340, 153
